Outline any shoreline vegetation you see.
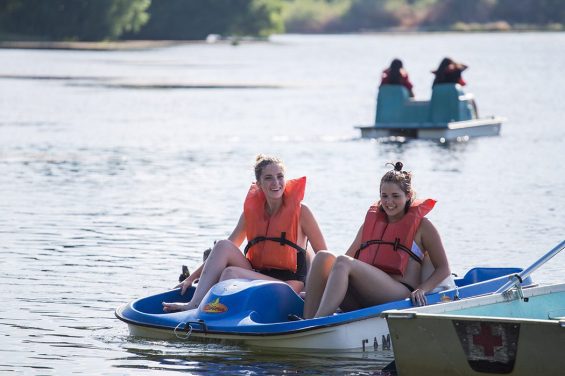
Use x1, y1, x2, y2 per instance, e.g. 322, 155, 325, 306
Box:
0, 25, 561, 52
0, 35, 271, 51
0, 40, 185, 51
0, 0, 562, 50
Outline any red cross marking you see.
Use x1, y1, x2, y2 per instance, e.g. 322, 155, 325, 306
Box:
472, 323, 503, 356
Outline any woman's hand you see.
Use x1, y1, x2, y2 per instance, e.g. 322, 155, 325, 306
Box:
176, 277, 194, 295
410, 289, 427, 306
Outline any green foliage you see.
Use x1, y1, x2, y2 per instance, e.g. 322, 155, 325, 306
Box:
281, 0, 352, 33
107, 0, 151, 37
422, 0, 496, 26
493, 0, 565, 25
281, 0, 565, 32
230, 0, 285, 37
280, 0, 440, 32
0, 0, 150, 41
130, 0, 284, 40
0, 0, 562, 41
339, 0, 397, 30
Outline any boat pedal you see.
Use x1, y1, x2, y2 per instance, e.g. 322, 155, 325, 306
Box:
178, 265, 190, 283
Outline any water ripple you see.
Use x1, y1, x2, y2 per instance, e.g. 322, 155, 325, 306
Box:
1, 33, 564, 375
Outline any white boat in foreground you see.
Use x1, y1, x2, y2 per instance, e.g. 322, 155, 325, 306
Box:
383, 240, 565, 375
384, 283, 565, 375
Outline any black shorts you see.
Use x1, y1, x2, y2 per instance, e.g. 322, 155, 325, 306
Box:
256, 249, 307, 283
399, 281, 415, 292
260, 268, 305, 283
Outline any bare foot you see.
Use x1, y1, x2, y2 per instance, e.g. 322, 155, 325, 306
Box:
162, 302, 195, 312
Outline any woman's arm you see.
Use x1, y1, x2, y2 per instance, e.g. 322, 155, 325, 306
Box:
344, 225, 364, 257
300, 204, 328, 252
227, 213, 246, 247
416, 218, 451, 293
180, 263, 203, 286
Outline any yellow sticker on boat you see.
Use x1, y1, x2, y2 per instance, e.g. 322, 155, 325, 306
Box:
203, 298, 228, 313
440, 294, 452, 302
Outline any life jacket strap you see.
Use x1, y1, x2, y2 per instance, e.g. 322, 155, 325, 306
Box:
244, 235, 306, 256
244, 234, 307, 277
354, 239, 423, 264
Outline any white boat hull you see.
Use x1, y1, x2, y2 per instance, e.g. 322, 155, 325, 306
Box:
356, 116, 504, 141
125, 314, 393, 352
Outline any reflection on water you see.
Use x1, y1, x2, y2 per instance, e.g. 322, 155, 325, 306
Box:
1, 33, 564, 375
113, 339, 394, 375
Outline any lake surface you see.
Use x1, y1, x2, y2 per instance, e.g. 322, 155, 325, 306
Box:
1, 33, 564, 375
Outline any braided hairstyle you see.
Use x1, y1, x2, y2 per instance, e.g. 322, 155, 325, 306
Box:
379, 161, 415, 213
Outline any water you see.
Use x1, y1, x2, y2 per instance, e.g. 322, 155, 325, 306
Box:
1, 33, 564, 375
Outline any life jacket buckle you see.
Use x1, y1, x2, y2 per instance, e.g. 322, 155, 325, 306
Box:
280, 232, 286, 245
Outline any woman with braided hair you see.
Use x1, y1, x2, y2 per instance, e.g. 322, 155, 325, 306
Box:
302, 162, 450, 319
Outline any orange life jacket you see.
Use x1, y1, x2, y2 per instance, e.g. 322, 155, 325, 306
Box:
243, 176, 306, 273
355, 199, 435, 276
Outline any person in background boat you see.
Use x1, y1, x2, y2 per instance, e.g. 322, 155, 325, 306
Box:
163, 154, 327, 312
302, 162, 451, 319
432, 57, 468, 86
380, 58, 415, 97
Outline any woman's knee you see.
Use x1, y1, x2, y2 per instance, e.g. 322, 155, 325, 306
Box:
211, 239, 234, 253
332, 255, 354, 273
312, 250, 336, 266
209, 239, 242, 261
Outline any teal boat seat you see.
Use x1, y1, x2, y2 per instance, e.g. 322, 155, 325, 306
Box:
375, 85, 411, 123
375, 85, 432, 125
374, 83, 479, 127
430, 84, 476, 123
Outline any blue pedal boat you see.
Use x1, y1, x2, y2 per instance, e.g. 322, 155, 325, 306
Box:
115, 267, 532, 352
356, 83, 505, 141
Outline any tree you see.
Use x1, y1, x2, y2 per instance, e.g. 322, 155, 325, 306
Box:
230, 0, 284, 37
422, 0, 496, 26
493, 0, 565, 25
0, 0, 151, 41
338, 0, 398, 31
129, 0, 284, 40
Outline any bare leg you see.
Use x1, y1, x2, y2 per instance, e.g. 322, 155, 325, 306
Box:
163, 240, 252, 312
339, 286, 363, 312
314, 255, 411, 318
303, 251, 336, 319
313, 255, 350, 317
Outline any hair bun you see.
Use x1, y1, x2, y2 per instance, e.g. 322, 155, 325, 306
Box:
394, 162, 403, 171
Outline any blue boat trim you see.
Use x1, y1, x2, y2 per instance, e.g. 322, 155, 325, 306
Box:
115, 267, 533, 338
